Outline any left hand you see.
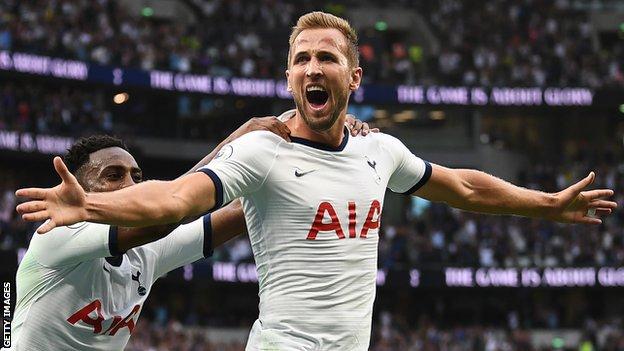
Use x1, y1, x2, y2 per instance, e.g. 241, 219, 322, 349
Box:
546, 172, 617, 224
16, 157, 88, 234
345, 114, 379, 136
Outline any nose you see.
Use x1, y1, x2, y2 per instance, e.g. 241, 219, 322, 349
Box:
305, 58, 323, 78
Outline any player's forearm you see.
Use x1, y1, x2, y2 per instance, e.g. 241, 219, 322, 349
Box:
85, 174, 215, 227
450, 169, 556, 217
84, 180, 187, 227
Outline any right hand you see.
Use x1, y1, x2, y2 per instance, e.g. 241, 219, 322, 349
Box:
544, 172, 617, 225
16, 157, 88, 234
226, 116, 291, 143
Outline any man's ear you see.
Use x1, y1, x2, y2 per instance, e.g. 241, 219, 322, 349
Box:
349, 66, 363, 91
285, 69, 292, 92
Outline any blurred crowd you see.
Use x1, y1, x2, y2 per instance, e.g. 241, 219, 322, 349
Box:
125, 319, 245, 351
412, 0, 624, 87
123, 315, 624, 350
0, 82, 113, 135
0, 80, 252, 140
369, 313, 624, 351
1, 0, 622, 87
0, 169, 36, 254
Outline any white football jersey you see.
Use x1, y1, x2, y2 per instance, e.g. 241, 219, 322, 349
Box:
202, 129, 431, 350
9, 216, 212, 351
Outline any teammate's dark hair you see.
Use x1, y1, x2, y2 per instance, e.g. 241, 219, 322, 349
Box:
64, 135, 129, 174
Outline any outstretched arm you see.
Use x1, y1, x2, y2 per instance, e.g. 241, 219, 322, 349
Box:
414, 164, 616, 224
16, 157, 216, 233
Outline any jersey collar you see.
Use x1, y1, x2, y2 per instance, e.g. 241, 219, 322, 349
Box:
290, 127, 349, 152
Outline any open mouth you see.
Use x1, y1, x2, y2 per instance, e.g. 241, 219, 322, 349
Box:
305, 85, 329, 110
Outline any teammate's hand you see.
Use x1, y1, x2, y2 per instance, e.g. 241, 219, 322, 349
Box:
16, 157, 88, 234
546, 172, 617, 224
228, 116, 291, 142
345, 114, 379, 136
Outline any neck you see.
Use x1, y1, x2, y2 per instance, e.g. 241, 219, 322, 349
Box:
286, 111, 346, 148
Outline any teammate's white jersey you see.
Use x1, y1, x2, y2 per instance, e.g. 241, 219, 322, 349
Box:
202, 129, 431, 350
9, 216, 212, 351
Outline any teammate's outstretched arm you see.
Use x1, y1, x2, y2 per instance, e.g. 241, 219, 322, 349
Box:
413, 164, 617, 224
17, 157, 215, 233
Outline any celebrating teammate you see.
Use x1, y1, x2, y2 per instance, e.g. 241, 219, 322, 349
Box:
16, 12, 616, 351
8, 114, 375, 350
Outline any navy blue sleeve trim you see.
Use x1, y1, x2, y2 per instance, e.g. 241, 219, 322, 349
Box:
108, 226, 122, 256
198, 168, 224, 210
401, 161, 433, 195
202, 214, 214, 258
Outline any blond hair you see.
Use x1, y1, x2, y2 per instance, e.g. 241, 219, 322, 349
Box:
288, 11, 359, 67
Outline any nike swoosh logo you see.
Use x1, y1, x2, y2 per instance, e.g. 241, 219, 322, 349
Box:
367, 160, 376, 169
103, 265, 110, 273
294, 168, 317, 177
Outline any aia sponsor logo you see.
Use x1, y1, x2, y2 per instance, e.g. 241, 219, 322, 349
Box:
307, 200, 381, 240
67, 300, 141, 336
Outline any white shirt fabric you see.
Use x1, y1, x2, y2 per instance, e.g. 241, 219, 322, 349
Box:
201, 128, 431, 350
9, 216, 212, 351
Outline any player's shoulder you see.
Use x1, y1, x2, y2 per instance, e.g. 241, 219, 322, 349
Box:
351, 131, 403, 148
219, 131, 284, 160
26, 222, 108, 266
30, 222, 88, 243
30, 222, 110, 249
232, 130, 285, 145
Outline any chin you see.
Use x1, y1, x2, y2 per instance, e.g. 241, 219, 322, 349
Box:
306, 111, 339, 132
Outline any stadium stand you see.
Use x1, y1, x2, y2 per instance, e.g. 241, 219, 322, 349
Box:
1, 0, 622, 86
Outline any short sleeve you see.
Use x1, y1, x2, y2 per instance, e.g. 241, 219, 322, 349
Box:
198, 131, 281, 206
149, 215, 212, 279
28, 222, 113, 267
382, 134, 432, 194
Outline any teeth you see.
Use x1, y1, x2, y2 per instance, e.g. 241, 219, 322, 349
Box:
306, 86, 326, 92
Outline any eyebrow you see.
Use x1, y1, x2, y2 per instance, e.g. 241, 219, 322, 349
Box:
100, 165, 142, 174
293, 49, 340, 59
